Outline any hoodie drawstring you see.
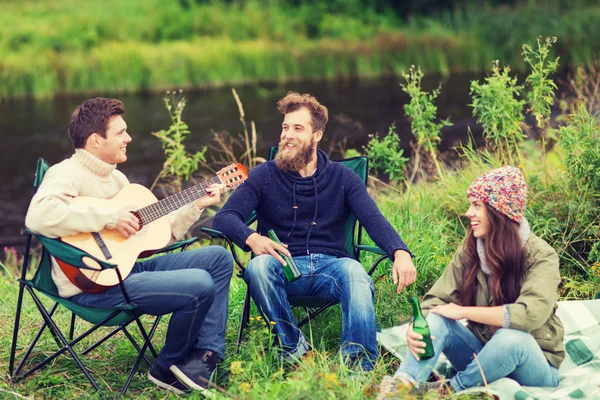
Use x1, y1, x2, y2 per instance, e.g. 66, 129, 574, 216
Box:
305, 176, 318, 255
286, 182, 299, 238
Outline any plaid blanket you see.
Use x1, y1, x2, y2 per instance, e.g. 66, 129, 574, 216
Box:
377, 300, 600, 399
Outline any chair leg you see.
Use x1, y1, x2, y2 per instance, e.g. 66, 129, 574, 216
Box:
27, 291, 106, 398
145, 315, 161, 359
296, 300, 336, 328
82, 326, 123, 356
13, 299, 60, 378
69, 312, 76, 340
9, 280, 27, 379
120, 316, 161, 397
121, 326, 153, 367
236, 286, 252, 354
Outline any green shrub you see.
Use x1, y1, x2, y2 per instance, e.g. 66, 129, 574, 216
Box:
470, 61, 526, 165
364, 123, 409, 184
400, 65, 452, 178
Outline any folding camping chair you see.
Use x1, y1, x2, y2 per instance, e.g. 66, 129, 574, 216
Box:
203, 147, 391, 352
9, 158, 198, 399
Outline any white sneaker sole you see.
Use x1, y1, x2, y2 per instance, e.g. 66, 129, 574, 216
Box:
169, 365, 215, 398
147, 371, 185, 395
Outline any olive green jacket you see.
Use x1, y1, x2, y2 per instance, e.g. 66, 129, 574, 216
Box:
421, 233, 565, 368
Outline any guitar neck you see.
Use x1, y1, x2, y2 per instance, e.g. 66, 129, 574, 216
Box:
136, 176, 222, 225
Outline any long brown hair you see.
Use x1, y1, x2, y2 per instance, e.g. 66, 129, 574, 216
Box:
460, 204, 524, 306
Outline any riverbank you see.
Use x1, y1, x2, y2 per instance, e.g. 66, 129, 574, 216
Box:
1, 0, 599, 99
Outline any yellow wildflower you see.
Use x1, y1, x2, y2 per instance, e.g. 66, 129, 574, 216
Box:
262, 321, 267, 325
270, 321, 276, 325
239, 382, 251, 394
323, 372, 338, 388
256, 316, 262, 321
230, 361, 244, 375
249, 317, 255, 321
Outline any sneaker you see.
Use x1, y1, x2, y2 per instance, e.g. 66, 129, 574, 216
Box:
170, 348, 220, 397
375, 375, 415, 400
424, 378, 453, 398
147, 362, 188, 395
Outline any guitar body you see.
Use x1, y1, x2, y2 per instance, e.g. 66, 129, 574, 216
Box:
58, 163, 248, 293
60, 184, 172, 293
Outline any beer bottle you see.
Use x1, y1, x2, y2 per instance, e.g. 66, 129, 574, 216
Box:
410, 296, 434, 360
267, 230, 302, 282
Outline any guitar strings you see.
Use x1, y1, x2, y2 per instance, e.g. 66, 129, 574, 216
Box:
137, 175, 224, 223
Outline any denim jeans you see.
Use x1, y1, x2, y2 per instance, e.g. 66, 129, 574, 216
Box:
395, 313, 560, 391
70, 246, 233, 369
244, 253, 377, 370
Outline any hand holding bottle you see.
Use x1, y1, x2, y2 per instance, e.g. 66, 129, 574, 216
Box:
406, 322, 436, 361
267, 230, 302, 282
245, 232, 290, 266
407, 296, 435, 360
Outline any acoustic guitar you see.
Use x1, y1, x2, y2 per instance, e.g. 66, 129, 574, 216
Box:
58, 163, 247, 293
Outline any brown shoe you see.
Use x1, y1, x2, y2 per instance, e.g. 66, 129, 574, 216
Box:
376, 375, 415, 400
424, 378, 454, 398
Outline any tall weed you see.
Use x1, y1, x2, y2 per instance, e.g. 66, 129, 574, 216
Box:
364, 123, 409, 184
470, 61, 526, 165
400, 65, 452, 179
150, 90, 207, 193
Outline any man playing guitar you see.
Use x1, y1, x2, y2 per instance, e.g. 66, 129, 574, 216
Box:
25, 97, 233, 396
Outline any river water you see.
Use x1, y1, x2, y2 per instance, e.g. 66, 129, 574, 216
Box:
0, 74, 510, 248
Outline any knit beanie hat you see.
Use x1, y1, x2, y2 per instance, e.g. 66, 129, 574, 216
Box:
467, 166, 527, 223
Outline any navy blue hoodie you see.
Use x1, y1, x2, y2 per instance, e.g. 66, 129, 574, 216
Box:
213, 150, 411, 260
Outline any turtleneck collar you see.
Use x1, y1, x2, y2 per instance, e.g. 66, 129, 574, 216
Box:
73, 148, 117, 177
477, 217, 531, 275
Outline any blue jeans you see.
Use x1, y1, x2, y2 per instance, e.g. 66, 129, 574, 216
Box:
396, 313, 560, 391
244, 253, 377, 370
70, 246, 233, 369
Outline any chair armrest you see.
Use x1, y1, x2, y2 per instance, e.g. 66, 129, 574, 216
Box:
355, 244, 387, 256
202, 227, 228, 239
354, 244, 389, 276
31, 231, 118, 271
201, 227, 246, 273
155, 237, 198, 254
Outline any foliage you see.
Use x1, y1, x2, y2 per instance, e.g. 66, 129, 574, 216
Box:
562, 65, 600, 116
470, 61, 526, 165
559, 104, 600, 197
2, 1, 600, 99
364, 123, 409, 183
400, 65, 452, 178
522, 36, 560, 130
150, 90, 207, 193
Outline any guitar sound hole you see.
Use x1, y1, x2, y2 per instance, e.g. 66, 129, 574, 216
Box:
134, 224, 149, 237
129, 208, 147, 237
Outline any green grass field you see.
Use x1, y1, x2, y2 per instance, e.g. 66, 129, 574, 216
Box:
2, 139, 598, 398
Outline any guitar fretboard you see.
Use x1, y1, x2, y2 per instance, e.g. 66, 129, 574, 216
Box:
136, 176, 222, 225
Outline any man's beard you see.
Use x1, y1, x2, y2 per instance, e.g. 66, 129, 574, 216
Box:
275, 138, 316, 173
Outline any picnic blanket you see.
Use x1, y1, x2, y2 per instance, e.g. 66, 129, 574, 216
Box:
377, 299, 600, 399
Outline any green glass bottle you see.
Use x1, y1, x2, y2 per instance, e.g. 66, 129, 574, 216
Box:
267, 230, 302, 282
410, 296, 434, 360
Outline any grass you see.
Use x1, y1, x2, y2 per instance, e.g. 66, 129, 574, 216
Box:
2, 141, 598, 398
1, 0, 600, 99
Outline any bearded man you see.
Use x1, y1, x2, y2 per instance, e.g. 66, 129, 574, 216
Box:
212, 92, 415, 371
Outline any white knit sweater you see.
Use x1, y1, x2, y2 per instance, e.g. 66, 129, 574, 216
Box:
25, 149, 203, 297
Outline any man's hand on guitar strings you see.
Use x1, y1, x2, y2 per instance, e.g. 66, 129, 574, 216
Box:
113, 208, 141, 238
195, 183, 226, 210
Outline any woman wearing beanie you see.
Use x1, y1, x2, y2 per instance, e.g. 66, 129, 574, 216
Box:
379, 166, 564, 397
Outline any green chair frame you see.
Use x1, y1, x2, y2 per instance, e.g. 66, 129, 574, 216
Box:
203, 147, 390, 352
9, 158, 198, 399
